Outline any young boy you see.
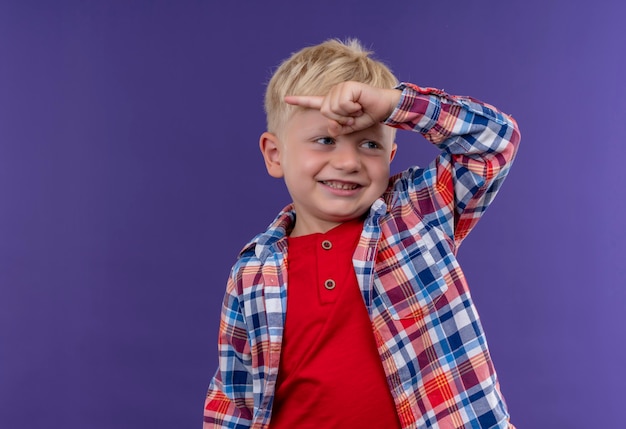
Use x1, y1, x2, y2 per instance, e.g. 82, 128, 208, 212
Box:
204, 39, 520, 429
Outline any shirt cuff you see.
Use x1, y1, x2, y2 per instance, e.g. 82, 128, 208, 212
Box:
384, 82, 445, 131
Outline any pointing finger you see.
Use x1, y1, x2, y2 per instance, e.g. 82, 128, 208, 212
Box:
284, 95, 324, 109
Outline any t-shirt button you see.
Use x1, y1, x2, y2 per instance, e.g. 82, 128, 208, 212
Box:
321, 240, 332, 250
324, 279, 336, 290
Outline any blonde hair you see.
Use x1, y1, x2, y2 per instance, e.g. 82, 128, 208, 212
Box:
264, 39, 398, 134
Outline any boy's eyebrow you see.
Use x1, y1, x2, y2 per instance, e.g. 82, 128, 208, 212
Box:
351, 126, 389, 140
299, 125, 331, 136
304, 128, 386, 140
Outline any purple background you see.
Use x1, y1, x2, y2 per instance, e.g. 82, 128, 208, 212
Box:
1, 1, 625, 428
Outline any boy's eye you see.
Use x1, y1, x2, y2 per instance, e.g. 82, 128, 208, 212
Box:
361, 140, 381, 149
315, 137, 335, 145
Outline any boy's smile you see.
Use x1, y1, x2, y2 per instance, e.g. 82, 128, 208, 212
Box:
260, 108, 397, 237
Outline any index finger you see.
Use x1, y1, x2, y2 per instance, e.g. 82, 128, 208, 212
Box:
284, 95, 323, 109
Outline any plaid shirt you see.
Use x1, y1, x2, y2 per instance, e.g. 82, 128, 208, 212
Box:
204, 83, 521, 429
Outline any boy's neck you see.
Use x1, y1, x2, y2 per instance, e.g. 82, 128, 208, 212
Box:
289, 214, 366, 238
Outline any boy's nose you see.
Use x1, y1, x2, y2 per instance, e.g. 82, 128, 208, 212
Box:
331, 145, 361, 172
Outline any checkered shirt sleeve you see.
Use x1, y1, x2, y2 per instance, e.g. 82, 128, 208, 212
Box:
203, 268, 254, 429
385, 83, 520, 247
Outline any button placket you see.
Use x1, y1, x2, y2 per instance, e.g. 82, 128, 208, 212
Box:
317, 237, 339, 304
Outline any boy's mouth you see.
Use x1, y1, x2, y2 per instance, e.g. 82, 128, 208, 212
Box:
320, 180, 361, 190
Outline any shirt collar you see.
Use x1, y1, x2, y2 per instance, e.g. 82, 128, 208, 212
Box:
239, 204, 295, 261
240, 189, 393, 262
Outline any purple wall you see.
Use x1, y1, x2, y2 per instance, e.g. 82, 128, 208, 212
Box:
1, 1, 625, 427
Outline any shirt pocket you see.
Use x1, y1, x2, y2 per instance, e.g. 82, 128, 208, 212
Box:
373, 224, 450, 321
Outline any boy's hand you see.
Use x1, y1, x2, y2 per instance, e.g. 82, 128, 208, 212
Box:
284, 81, 401, 137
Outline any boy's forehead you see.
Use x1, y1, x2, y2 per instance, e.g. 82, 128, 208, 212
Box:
285, 109, 395, 141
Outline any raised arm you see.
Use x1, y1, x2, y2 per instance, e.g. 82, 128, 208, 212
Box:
385, 83, 521, 246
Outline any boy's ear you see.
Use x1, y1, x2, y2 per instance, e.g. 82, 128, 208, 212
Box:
390, 142, 397, 162
259, 132, 284, 178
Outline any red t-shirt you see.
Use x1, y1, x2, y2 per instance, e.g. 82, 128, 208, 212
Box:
269, 219, 401, 429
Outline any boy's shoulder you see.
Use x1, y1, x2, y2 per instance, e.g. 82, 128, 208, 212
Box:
235, 205, 296, 263
224, 206, 295, 297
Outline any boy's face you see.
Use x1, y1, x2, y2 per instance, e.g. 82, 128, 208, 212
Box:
260, 108, 397, 236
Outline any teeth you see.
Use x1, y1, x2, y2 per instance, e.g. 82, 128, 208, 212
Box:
323, 181, 359, 190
